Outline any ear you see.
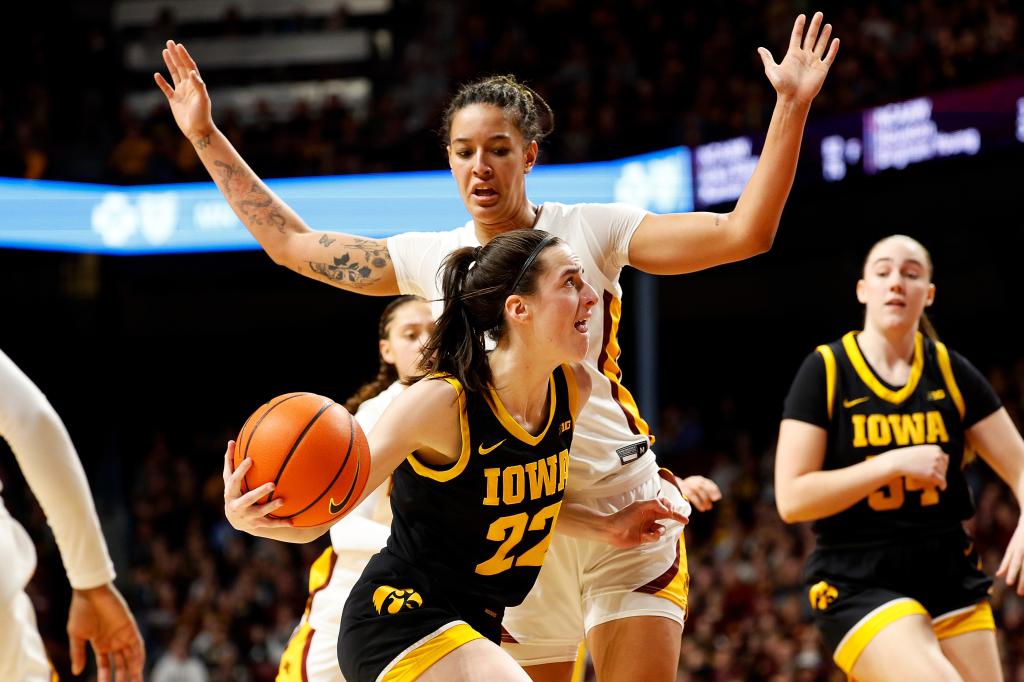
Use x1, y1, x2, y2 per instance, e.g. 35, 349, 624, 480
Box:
524, 140, 539, 174
379, 338, 396, 366
504, 294, 530, 325
446, 145, 454, 172
924, 283, 936, 307
855, 278, 868, 305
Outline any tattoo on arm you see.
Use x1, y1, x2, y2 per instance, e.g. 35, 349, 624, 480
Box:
318, 234, 336, 247
212, 161, 288, 233
306, 239, 391, 288
195, 134, 211, 150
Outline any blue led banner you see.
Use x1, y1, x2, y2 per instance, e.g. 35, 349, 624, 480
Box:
0, 146, 692, 255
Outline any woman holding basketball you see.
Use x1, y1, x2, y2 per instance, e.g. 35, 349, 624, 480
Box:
775, 235, 1024, 681
226, 230, 688, 681
276, 295, 433, 682
160, 12, 832, 680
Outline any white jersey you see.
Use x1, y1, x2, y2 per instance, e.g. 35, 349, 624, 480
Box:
308, 382, 401, 634
388, 202, 659, 497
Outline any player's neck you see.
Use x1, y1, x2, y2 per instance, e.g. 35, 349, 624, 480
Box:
473, 202, 542, 243
857, 326, 917, 376
488, 345, 555, 434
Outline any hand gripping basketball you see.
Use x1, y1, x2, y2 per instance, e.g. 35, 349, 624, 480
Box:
223, 441, 293, 533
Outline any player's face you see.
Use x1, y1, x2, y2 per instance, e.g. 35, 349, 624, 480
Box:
525, 245, 598, 362
447, 104, 538, 228
380, 301, 435, 381
857, 238, 935, 334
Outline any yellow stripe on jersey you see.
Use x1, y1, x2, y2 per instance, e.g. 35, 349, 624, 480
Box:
842, 331, 924, 405
486, 374, 556, 446
600, 293, 652, 440
933, 341, 966, 419
276, 622, 313, 682
562, 364, 580, 422
382, 622, 484, 682
816, 344, 838, 420
833, 598, 928, 673
571, 641, 588, 682
933, 601, 995, 640
407, 376, 473, 482
308, 546, 336, 594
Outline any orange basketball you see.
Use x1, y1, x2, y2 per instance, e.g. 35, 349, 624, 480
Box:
235, 392, 370, 527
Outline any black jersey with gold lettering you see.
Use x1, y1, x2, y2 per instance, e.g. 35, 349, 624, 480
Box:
385, 364, 577, 607
783, 331, 1001, 548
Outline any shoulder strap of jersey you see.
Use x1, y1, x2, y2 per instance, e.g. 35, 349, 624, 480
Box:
932, 340, 966, 420
405, 374, 473, 483
559, 363, 579, 424
815, 344, 838, 421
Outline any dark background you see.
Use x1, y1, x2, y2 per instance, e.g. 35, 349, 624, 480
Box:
1, 0, 1022, 680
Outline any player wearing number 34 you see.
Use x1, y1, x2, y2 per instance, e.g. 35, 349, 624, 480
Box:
775, 235, 1024, 682
224, 230, 689, 682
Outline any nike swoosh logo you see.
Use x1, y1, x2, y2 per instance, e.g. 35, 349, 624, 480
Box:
478, 439, 506, 455
843, 396, 870, 408
329, 498, 344, 515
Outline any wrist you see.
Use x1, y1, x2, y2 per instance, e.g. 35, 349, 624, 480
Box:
189, 126, 218, 149
774, 94, 813, 115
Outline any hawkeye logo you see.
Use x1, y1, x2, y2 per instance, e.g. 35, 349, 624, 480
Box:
373, 586, 423, 615
809, 581, 838, 611
479, 439, 505, 456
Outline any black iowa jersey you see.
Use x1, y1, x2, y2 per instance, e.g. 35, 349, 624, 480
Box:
386, 364, 577, 607
783, 331, 1001, 548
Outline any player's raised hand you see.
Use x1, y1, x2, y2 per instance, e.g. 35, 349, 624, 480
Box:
223, 440, 293, 533
154, 40, 214, 142
758, 12, 839, 106
67, 583, 145, 682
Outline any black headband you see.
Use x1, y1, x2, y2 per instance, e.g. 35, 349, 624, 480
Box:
508, 234, 558, 294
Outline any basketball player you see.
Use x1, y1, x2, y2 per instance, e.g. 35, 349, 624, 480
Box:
278, 295, 433, 681
157, 12, 834, 679
0, 348, 145, 682
225, 231, 690, 681
776, 235, 1024, 681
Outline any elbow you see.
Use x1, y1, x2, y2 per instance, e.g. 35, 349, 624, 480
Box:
774, 492, 806, 524
725, 212, 776, 258
775, 500, 797, 524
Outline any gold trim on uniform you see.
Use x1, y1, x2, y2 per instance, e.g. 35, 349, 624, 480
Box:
933, 341, 966, 419
486, 375, 557, 446
932, 601, 995, 640
833, 598, 928, 673
816, 344, 838, 420
276, 622, 313, 682
381, 622, 483, 682
842, 331, 924, 405
407, 376, 473, 482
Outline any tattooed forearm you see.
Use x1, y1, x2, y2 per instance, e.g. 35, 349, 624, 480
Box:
318, 234, 336, 247
306, 239, 391, 288
212, 161, 288, 233
195, 134, 211, 150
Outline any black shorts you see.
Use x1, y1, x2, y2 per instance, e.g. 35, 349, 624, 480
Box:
805, 527, 993, 674
338, 549, 505, 682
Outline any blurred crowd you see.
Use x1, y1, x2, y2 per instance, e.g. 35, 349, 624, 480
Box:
2, 0, 1021, 184
4, 355, 1023, 681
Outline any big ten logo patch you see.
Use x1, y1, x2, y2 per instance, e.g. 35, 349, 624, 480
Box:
373, 586, 423, 615
559, 419, 572, 434
809, 581, 838, 611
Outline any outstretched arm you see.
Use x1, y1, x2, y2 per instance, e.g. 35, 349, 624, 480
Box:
628, 12, 840, 275
154, 41, 398, 295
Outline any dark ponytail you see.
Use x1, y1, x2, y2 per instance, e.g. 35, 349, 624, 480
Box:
419, 230, 562, 393
344, 295, 426, 414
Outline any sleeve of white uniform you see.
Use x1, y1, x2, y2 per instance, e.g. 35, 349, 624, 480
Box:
0, 349, 115, 589
581, 203, 650, 270
387, 231, 446, 296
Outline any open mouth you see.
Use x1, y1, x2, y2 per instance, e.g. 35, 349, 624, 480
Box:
574, 319, 589, 333
472, 186, 497, 198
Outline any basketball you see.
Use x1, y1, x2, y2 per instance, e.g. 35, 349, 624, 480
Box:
235, 392, 371, 527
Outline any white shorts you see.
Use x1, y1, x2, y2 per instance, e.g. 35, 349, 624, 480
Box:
501, 470, 689, 665
0, 513, 52, 682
